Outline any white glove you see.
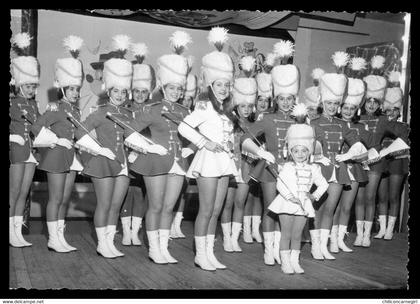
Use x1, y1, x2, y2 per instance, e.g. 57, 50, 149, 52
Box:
256, 149, 275, 164
32, 126, 59, 148
181, 147, 195, 158
336, 142, 367, 162
75, 134, 102, 156
147, 144, 168, 156
56, 138, 73, 150
98, 147, 116, 160
10, 134, 25, 146
124, 132, 150, 153
128, 151, 138, 163
335, 152, 350, 163
315, 156, 331, 166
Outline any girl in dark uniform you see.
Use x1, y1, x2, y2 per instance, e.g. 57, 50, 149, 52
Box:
241, 40, 299, 265
128, 31, 192, 264
220, 56, 258, 253
9, 32, 41, 247
329, 57, 373, 253
31, 35, 85, 252
310, 52, 367, 260
74, 35, 166, 259
375, 71, 410, 241
120, 42, 155, 246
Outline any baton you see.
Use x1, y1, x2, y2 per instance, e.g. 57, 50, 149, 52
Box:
106, 112, 155, 145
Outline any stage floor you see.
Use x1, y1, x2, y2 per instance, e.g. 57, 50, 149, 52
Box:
9, 220, 408, 290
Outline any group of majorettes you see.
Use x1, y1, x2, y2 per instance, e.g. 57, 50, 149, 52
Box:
9, 27, 409, 275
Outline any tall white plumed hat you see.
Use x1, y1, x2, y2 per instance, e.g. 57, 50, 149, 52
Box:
157, 30, 191, 88
304, 68, 324, 108
131, 42, 155, 92
271, 40, 299, 97
383, 71, 403, 110
201, 27, 234, 88
256, 52, 275, 99
363, 55, 387, 100
319, 51, 349, 103
232, 56, 257, 106
344, 57, 367, 108
286, 104, 315, 154
10, 32, 40, 87
55, 35, 84, 88
103, 34, 133, 90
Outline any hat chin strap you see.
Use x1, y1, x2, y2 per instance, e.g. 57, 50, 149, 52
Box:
209, 83, 224, 105
19, 86, 28, 99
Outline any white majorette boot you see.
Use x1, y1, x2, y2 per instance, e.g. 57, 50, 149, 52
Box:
57, 219, 77, 251
290, 249, 305, 274
194, 236, 216, 271
170, 213, 178, 239
263, 231, 275, 265
146, 230, 168, 264
95, 226, 117, 258
329, 225, 339, 253
362, 221, 372, 247
273, 230, 281, 264
47, 221, 71, 253
173, 212, 186, 238
221, 222, 234, 252
280, 250, 294, 274
131, 216, 142, 245
159, 229, 178, 263
121, 216, 132, 245
206, 234, 227, 269
9, 216, 26, 247
309, 229, 324, 260
242, 216, 253, 243
374, 215, 387, 239
251, 215, 263, 243
319, 229, 335, 260
230, 222, 242, 252
384, 216, 397, 240
106, 225, 124, 257
353, 220, 364, 246
13, 216, 32, 247
337, 225, 353, 252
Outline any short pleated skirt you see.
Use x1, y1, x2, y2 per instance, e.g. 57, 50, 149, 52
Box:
82, 155, 127, 178
347, 162, 368, 183
320, 162, 352, 185
383, 157, 409, 175
37, 146, 80, 173
186, 148, 238, 179
268, 196, 315, 218
9, 142, 38, 165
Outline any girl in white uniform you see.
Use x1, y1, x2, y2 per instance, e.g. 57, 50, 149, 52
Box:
178, 27, 239, 271
268, 104, 328, 274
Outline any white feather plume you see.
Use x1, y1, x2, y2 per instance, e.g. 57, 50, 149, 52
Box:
331, 51, 350, 68
291, 103, 308, 117
350, 57, 367, 71
240, 56, 256, 73
388, 70, 401, 83
169, 31, 192, 54
131, 42, 148, 58
371, 55, 386, 69
63, 35, 83, 52
111, 34, 132, 52
311, 68, 325, 80
265, 52, 277, 67
12, 32, 32, 49
273, 40, 294, 58
207, 27, 229, 51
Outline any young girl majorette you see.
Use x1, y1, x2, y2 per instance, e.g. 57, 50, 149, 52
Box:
178, 27, 240, 271
9, 32, 41, 247
220, 56, 258, 252
268, 104, 328, 274
310, 51, 367, 260
128, 31, 192, 264
120, 42, 155, 246
241, 40, 299, 265
31, 35, 85, 252
375, 71, 410, 241
330, 57, 373, 253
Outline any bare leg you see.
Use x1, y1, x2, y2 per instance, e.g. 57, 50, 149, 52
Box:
261, 182, 277, 232
338, 182, 359, 225
365, 172, 382, 222
159, 174, 185, 229
46, 173, 67, 221
388, 174, 405, 217
143, 175, 167, 231
58, 171, 77, 220
207, 176, 230, 236
291, 216, 307, 250
319, 183, 343, 229
377, 175, 389, 216
195, 177, 218, 236
107, 175, 130, 226
13, 163, 36, 216
9, 163, 25, 216
221, 186, 235, 224
232, 183, 249, 223
91, 177, 114, 227
355, 185, 366, 221
279, 214, 293, 250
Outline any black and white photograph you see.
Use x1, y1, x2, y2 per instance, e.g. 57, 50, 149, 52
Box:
8, 9, 413, 299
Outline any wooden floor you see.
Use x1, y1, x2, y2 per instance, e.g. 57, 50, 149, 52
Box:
9, 220, 408, 290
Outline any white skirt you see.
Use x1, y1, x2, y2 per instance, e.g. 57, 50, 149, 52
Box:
268, 195, 315, 218
186, 148, 238, 179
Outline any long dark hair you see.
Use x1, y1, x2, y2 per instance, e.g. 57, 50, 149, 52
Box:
232, 105, 256, 132
207, 85, 235, 123
57, 86, 68, 100
360, 97, 382, 117
272, 95, 296, 113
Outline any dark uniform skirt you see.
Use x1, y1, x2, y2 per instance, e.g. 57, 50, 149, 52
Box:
9, 142, 31, 164
130, 153, 188, 177
320, 162, 352, 185
249, 159, 278, 183
368, 159, 385, 174
37, 146, 75, 173
383, 157, 409, 175
347, 162, 368, 183
82, 155, 125, 178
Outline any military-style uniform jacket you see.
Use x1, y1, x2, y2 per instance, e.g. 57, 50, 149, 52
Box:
31, 100, 82, 173
380, 120, 409, 175
75, 101, 135, 178
311, 115, 360, 185
129, 99, 190, 176
9, 96, 40, 164
244, 110, 295, 183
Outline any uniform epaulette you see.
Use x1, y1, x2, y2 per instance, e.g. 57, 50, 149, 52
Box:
143, 101, 161, 113
46, 102, 59, 112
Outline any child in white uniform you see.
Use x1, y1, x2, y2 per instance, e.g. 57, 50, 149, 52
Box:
268, 104, 328, 274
